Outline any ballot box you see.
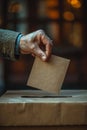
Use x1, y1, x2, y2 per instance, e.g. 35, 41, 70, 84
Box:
0, 90, 87, 130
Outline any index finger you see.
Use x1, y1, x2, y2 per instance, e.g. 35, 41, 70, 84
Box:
40, 33, 53, 60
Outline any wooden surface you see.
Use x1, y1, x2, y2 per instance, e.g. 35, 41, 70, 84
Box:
0, 126, 87, 130
0, 90, 87, 126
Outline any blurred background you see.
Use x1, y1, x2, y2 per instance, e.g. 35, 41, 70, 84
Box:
0, 0, 87, 91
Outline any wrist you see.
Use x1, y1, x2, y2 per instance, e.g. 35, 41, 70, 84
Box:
19, 35, 31, 54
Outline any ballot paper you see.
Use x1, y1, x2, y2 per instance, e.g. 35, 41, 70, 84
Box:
27, 55, 70, 94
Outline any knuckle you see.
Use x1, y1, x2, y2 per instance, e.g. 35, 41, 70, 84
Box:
38, 29, 44, 35
30, 44, 36, 51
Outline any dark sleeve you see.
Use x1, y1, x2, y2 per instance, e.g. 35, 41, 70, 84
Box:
0, 29, 21, 60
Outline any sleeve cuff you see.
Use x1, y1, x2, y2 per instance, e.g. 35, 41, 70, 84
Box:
15, 33, 23, 56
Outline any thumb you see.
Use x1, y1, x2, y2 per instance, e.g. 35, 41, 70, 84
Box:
33, 46, 47, 61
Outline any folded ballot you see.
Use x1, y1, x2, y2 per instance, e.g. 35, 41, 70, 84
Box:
27, 55, 70, 94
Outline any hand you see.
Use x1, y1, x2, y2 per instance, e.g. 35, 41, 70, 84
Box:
19, 30, 53, 61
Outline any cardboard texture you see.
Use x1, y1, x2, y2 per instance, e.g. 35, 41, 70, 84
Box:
27, 55, 70, 94
0, 90, 87, 126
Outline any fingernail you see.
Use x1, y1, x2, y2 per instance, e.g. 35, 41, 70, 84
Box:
42, 55, 46, 61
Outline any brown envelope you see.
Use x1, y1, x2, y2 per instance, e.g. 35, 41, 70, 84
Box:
27, 55, 70, 94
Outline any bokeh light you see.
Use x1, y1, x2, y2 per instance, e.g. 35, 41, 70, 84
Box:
47, 10, 60, 19
67, 0, 82, 8
63, 11, 75, 21
8, 2, 22, 13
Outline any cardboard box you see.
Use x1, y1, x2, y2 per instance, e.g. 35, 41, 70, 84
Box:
0, 90, 87, 126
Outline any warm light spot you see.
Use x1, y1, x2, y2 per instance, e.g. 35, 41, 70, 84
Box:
63, 11, 75, 21
67, 0, 78, 4
69, 23, 82, 48
72, 1, 81, 8
67, 0, 82, 8
46, 0, 59, 7
47, 10, 60, 19
47, 22, 60, 44
8, 2, 22, 13
67, 0, 71, 4
11, 62, 26, 73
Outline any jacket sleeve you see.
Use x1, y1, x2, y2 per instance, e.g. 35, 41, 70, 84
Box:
0, 29, 21, 60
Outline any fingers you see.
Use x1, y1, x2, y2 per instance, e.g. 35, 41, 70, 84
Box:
45, 39, 53, 60
36, 30, 53, 60
31, 44, 47, 61
20, 29, 53, 61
